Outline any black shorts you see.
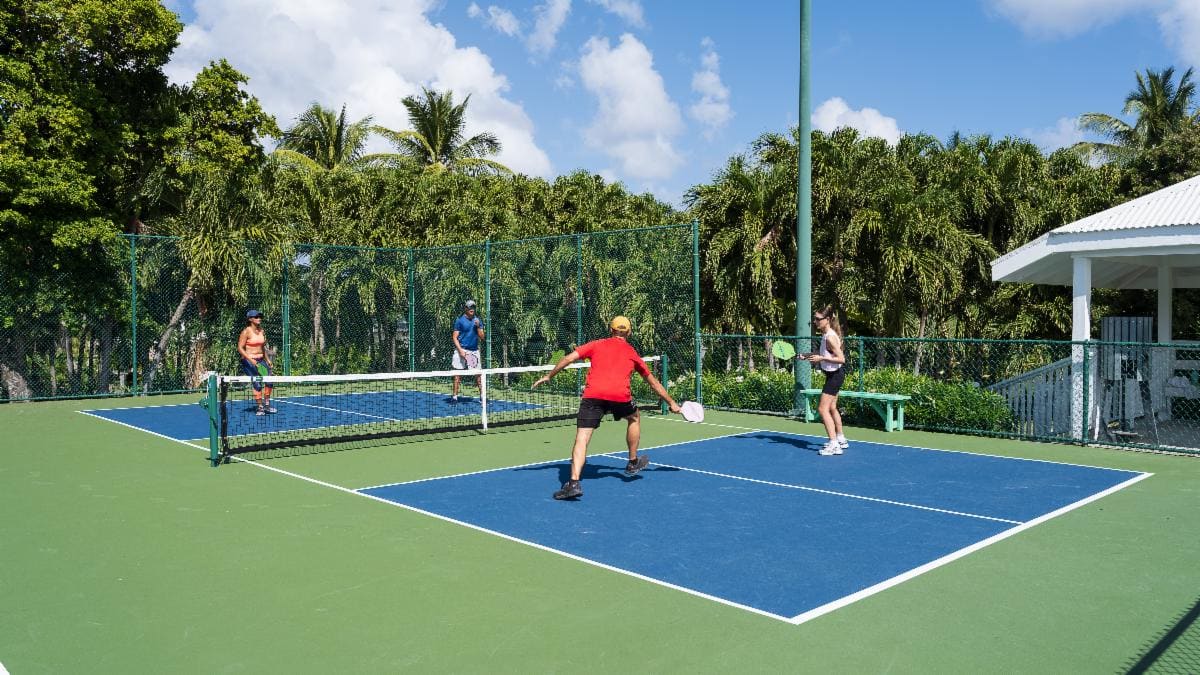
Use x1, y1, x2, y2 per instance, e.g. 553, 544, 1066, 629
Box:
821, 367, 846, 396
577, 397, 639, 428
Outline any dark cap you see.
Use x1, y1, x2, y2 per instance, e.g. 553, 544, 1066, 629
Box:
246, 309, 264, 319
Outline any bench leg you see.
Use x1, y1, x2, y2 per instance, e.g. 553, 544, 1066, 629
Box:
896, 403, 905, 431
803, 394, 816, 422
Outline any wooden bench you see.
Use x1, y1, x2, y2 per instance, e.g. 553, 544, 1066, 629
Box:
800, 389, 911, 432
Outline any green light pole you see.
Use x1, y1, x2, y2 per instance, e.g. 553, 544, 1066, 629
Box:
795, 0, 813, 408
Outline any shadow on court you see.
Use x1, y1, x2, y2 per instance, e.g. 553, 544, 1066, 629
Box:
745, 432, 827, 453
1123, 594, 1200, 674
514, 460, 682, 484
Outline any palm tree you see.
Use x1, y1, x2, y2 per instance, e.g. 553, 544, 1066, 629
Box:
1075, 66, 1197, 164
275, 103, 373, 171
375, 87, 511, 175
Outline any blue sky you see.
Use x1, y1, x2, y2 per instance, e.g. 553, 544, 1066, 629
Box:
163, 0, 1198, 207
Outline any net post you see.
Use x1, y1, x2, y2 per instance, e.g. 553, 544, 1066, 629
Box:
480, 369, 489, 431
206, 371, 220, 467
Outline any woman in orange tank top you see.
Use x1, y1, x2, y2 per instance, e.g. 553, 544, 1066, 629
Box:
237, 309, 275, 415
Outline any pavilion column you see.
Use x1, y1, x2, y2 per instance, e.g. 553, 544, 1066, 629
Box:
1071, 256, 1092, 440
1155, 265, 1174, 420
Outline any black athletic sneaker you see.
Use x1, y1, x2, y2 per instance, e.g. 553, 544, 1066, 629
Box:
624, 455, 650, 475
553, 480, 583, 500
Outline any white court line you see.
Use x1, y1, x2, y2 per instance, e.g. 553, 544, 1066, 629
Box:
79, 406, 1155, 626
1, 660, 9, 675
82, 417, 796, 624
594, 451, 1023, 524
77, 410, 200, 445
785, 470, 1153, 625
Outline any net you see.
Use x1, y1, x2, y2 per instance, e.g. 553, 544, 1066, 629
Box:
205, 357, 661, 463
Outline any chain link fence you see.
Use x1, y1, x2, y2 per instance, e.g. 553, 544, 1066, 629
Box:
0, 224, 699, 405
684, 334, 1199, 455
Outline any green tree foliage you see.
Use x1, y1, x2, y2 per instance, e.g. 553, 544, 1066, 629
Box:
1076, 66, 1198, 165
374, 87, 511, 175
0, 0, 181, 397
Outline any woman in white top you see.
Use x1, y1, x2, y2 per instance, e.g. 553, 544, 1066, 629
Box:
805, 306, 848, 456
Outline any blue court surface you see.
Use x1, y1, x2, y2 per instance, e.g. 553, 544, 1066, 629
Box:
360, 431, 1148, 623
81, 391, 540, 441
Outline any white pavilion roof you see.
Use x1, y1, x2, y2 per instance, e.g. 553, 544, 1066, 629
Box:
991, 174, 1200, 289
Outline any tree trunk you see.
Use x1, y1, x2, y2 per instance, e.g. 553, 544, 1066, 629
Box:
188, 335, 210, 389
97, 318, 114, 393
0, 361, 32, 399
143, 286, 195, 392
62, 321, 81, 393
913, 308, 928, 377
310, 272, 325, 354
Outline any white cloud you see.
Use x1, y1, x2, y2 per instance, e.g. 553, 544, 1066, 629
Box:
579, 34, 684, 180
987, 0, 1153, 37
587, 0, 645, 28
1158, 1, 1200, 70
528, 0, 571, 56
689, 37, 732, 139
812, 97, 902, 145
989, 0, 1200, 69
165, 0, 552, 177
1025, 116, 1086, 151
468, 3, 521, 37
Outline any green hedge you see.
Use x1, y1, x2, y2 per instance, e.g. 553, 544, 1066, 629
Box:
670, 366, 1014, 432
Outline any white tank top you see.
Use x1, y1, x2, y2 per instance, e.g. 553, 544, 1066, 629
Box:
818, 329, 841, 372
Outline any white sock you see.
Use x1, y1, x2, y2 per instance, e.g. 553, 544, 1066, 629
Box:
837, 433, 847, 442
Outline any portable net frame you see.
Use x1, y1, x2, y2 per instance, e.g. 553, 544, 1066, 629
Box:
202, 357, 661, 464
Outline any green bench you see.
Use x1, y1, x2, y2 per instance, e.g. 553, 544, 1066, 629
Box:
800, 389, 911, 432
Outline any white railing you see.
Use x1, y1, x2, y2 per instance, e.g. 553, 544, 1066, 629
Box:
987, 357, 1074, 438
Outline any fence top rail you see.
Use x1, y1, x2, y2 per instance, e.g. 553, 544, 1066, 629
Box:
118, 222, 691, 257
702, 333, 1078, 346
701, 334, 1200, 348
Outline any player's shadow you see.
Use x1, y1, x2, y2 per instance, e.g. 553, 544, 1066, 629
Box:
515, 459, 680, 483
747, 432, 827, 453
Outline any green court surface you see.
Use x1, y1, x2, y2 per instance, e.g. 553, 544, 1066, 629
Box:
2, 395, 1199, 673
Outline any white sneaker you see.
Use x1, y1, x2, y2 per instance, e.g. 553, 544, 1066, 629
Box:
819, 442, 838, 456
837, 436, 849, 450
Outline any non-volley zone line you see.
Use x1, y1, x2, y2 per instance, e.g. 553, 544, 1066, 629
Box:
595, 449, 1023, 524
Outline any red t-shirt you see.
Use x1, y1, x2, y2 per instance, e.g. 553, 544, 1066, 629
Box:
576, 337, 650, 402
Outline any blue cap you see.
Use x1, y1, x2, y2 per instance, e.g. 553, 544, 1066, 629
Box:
246, 309, 263, 318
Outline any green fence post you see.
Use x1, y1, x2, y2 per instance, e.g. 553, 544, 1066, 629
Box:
693, 220, 702, 404
206, 371, 220, 467
576, 233, 584, 397
281, 256, 291, 375
407, 248, 415, 372
660, 354, 669, 414
130, 235, 138, 395
484, 239, 492, 369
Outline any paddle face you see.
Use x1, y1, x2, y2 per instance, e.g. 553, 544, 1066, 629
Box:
465, 352, 480, 369
256, 362, 269, 377
771, 341, 796, 361
680, 400, 704, 423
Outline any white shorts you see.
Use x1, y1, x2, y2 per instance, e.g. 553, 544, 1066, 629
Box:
452, 349, 480, 370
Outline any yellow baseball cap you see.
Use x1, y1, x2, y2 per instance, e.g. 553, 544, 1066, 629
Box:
609, 316, 631, 333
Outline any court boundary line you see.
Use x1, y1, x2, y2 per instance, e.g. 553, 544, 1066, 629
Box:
647, 415, 1147, 475
78, 406, 1156, 627
594, 450, 1023, 524
785, 470, 1153, 625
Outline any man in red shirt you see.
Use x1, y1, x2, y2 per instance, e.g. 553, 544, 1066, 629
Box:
532, 315, 681, 500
